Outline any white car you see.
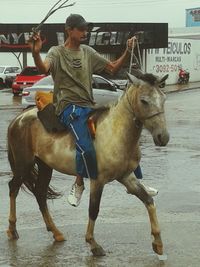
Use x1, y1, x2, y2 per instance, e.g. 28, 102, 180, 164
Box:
22, 74, 123, 108
0, 66, 21, 88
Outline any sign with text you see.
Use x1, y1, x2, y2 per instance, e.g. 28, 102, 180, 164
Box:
0, 23, 168, 53
147, 38, 200, 84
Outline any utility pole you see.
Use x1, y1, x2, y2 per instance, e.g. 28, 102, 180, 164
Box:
22, 52, 27, 68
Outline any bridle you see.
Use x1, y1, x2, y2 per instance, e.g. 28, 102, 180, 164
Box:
124, 87, 164, 128
145, 111, 164, 120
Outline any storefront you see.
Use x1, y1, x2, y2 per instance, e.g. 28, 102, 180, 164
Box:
145, 28, 200, 84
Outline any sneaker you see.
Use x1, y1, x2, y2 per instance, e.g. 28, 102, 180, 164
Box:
140, 181, 158, 197
67, 183, 85, 207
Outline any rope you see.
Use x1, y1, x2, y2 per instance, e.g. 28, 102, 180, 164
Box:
136, 39, 143, 69
128, 36, 143, 74
129, 39, 135, 73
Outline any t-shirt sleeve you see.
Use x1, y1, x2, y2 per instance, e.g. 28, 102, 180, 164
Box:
88, 46, 110, 73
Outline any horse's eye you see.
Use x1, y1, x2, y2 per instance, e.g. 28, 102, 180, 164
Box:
140, 99, 149, 106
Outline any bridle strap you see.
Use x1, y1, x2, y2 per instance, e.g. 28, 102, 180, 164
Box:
125, 90, 135, 115
124, 90, 164, 126
145, 111, 164, 120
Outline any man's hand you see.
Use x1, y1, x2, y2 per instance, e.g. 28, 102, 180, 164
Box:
28, 31, 43, 55
126, 36, 137, 52
28, 30, 50, 74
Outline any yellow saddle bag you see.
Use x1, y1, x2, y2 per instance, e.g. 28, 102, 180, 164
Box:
35, 90, 96, 138
35, 91, 53, 111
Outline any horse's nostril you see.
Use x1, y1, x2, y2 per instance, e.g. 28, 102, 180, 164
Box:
156, 134, 163, 146
156, 132, 169, 146
157, 134, 162, 143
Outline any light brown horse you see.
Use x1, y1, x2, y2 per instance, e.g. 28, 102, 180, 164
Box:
7, 71, 169, 257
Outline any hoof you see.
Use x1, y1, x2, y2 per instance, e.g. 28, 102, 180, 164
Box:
7, 229, 19, 240
91, 246, 106, 256
152, 241, 163, 255
53, 234, 65, 242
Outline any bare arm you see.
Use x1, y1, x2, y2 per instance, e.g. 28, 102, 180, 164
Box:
104, 36, 137, 75
28, 32, 50, 74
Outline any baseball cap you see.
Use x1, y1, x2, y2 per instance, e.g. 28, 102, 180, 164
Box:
65, 14, 93, 30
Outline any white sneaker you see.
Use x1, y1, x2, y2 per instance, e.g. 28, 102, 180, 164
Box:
140, 181, 158, 197
67, 183, 85, 207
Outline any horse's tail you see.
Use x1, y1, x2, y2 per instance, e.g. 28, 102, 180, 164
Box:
7, 135, 61, 200
22, 164, 62, 200
7, 138, 15, 175
7, 112, 62, 200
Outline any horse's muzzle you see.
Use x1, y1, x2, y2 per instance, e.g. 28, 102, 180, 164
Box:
153, 131, 170, 146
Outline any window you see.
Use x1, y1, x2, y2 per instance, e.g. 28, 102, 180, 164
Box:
21, 67, 40, 76
93, 76, 114, 91
35, 76, 53, 86
5, 67, 13, 74
12, 67, 20, 73
0, 67, 5, 73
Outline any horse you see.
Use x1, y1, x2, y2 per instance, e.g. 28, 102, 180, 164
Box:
6, 70, 169, 257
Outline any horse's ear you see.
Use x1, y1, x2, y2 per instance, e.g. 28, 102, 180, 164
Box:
126, 72, 141, 85
159, 74, 169, 83
158, 74, 169, 88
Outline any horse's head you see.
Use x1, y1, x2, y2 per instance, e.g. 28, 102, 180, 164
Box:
126, 70, 170, 146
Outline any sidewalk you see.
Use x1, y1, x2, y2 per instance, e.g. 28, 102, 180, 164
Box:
114, 79, 200, 93
164, 81, 200, 94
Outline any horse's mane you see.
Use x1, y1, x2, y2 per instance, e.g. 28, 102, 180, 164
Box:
140, 73, 158, 86
129, 69, 158, 86
89, 105, 111, 125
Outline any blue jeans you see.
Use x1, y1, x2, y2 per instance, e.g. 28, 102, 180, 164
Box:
59, 104, 97, 179
134, 165, 143, 179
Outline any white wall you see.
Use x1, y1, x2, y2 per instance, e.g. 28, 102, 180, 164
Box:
0, 52, 46, 68
1, 37, 200, 86
146, 38, 200, 85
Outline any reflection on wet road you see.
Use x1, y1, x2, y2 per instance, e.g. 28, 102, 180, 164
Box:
0, 88, 200, 266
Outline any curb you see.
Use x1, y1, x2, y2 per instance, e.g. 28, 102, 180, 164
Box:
164, 83, 200, 94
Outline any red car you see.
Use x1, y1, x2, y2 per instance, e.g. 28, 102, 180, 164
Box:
12, 66, 46, 96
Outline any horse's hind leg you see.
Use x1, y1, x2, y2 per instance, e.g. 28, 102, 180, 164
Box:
85, 179, 105, 256
7, 176, 22, 240
118, 174, 163, 255
34, 158, 65, 242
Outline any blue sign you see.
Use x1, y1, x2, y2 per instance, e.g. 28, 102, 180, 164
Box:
186, 7, 200, 27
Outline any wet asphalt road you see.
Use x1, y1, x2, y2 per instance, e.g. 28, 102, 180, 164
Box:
0, 88, 200, 267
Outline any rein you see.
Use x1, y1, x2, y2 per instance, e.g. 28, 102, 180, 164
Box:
124, 89, 143, 129
124, 89, 135, 115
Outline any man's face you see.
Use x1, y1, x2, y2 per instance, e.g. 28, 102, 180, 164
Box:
68, 27, 88, 43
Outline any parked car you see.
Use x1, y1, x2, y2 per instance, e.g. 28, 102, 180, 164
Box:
12, 66, 46, 96
22, 74, 123, 108
0, 66, 21, 88
110, 79, 128, 90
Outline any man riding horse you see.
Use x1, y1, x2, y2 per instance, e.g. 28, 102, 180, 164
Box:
29, 14, 157, 207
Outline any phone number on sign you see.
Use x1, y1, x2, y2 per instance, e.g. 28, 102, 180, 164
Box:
153, 64, 179, 73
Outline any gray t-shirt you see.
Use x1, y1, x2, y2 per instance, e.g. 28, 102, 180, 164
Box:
45, 44, 109, 115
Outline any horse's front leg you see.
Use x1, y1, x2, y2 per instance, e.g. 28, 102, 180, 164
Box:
118, 174, 163, 255
85, 179, 105, 256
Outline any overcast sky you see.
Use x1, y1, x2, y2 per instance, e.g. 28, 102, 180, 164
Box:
1, 0, 200, 28
0, 0, 199, 67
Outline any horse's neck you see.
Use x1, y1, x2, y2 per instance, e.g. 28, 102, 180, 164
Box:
107, 88, 142, 146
